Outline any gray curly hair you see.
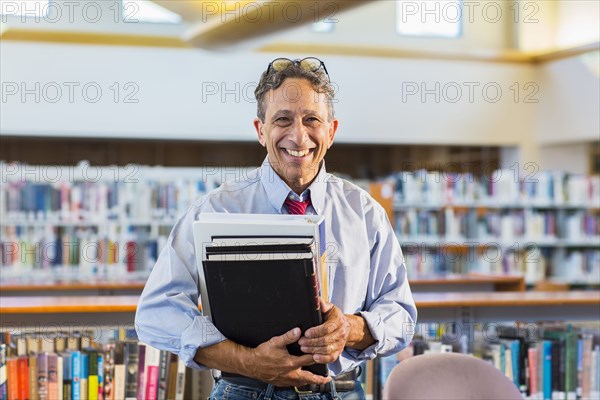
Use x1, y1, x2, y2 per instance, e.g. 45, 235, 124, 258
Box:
254, 62, 335, 122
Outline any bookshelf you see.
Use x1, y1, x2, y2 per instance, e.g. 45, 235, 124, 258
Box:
2, 292, 599, 399
2, 292, 598, 328
389, 170, 600, 285
2, 161, 598, 289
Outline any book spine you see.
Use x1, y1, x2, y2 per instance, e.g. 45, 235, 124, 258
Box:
165, 355, 177, 400
581, 335, 592, 399
156, 351, 168, 400
136, 345, 146, 400
28, 354, 38, 400
80, 353, 88, 400
143, 347, 159, 400
87, 351, 99, 400
56, 356, 63, 400
6, 359, 17, 400
0, 345, 6, 400
528, 347, 538, 398
16, 357, 29, 400
543, 341, 553, 400
113, 365, 125, 400
47, 353, 58, 400
510, 340, 520, 388
37, 353, 48, 400
98, 355, 104, 400
124, 342, 139, 400
174, 358, 185, 400
71, 351, 81, 400
565, 332, 577, 400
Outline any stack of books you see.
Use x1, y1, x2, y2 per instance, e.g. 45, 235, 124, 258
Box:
193, 213, 329, 376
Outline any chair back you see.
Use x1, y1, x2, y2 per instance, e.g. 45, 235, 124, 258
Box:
382, 352, 523, 400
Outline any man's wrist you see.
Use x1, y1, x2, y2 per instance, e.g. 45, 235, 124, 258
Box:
344, 313, 375, 350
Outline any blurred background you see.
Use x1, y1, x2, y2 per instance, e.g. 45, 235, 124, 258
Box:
1, 0, 598, 176
1, 2, 600, 399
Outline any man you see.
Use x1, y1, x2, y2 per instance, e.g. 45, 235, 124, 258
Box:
135, 57, 417, 399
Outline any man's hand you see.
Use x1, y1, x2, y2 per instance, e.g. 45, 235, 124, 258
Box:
298, 299, 351, 363
194, 327, 331, 388
247, 327, 332, 387
298, 298, 376, 364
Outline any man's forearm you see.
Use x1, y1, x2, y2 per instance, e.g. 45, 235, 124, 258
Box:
345, 314, 375, 350
193, 340, 252, 375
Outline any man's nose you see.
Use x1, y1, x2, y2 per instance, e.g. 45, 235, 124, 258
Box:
288, 118, 308, 145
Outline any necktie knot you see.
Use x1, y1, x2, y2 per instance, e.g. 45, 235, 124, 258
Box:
284, 196, 311, 215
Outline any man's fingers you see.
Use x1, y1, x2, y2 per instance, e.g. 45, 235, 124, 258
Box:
290, 354, 317, 368
271, 327, 301, 347
301, 342, 338, 355
303, 321, 337, 339
296, 370, 332, 386
319, 297, 333, 313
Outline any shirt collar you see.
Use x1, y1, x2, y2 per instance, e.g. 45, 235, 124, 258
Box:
259, 156, 327, 214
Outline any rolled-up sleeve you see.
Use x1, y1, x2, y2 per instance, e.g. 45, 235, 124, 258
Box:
345, 204, 417, 363
135, 206, 226, 370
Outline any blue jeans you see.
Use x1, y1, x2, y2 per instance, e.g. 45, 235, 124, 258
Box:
209, 378, 366, 400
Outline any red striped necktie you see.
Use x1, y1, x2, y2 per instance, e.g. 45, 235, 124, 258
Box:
284, 196, 311, 215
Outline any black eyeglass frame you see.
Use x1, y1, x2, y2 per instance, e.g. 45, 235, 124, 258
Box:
265, 57, 330, 81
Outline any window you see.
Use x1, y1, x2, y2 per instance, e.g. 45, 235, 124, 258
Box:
0, 0, 50, 18
396, 0, 462, 38
312, 20, 335, 33
122, 0, 182, 24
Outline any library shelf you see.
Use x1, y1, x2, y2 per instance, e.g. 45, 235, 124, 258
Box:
2, 291, 598, 327
410, 273, 525, 292
0, 281, 146, 296
0, 274, 525, 295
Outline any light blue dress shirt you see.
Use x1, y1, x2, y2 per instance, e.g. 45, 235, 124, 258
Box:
135, 157, 417, 376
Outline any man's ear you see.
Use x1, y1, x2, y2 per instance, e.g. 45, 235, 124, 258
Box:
253, 118, 266, 147
327, 118, 339, 149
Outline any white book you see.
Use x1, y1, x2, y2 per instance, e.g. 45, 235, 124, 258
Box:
174, 358, 186, 400
114, 363, 126, 400
57, 356, 63, 400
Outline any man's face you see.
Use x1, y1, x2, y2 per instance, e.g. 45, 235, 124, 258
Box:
254, 78, 338, 193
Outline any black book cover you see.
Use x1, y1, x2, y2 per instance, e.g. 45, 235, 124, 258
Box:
202, 256, 327, 376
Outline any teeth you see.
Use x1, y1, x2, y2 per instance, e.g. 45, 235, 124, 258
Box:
285, 149, 310, 157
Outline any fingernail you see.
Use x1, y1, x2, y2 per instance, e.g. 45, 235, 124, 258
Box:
292, 328, 300, 336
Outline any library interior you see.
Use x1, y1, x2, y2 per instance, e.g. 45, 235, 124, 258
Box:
0, 0, 599, 399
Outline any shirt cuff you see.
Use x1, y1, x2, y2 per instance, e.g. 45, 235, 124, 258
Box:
179, 315, 226, 370
343, 311, 385, 362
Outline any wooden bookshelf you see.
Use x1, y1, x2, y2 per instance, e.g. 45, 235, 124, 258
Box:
2, 291, 598, 327
0, 274, 524, 296
410, 274, 525, 292
0, 281, 146, 296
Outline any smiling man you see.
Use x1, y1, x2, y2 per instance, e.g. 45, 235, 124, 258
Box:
135, 57, 417, 400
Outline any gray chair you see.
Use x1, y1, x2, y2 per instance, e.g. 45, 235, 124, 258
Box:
382, 352, 523, 400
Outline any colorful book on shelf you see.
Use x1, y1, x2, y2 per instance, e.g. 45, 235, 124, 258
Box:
0, 344, 6, 400
37, 352, 48, 400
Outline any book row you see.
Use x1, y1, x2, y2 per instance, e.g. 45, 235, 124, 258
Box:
0, 226, 167, 278
392, 170, 600, 207
403, 247, 600, 284
379, 323, 600, 400
1, 228, 598, 284
2, 169, 599, 226
0, 180, 219, 224
0, 330, 194, 400
395, 209, 600, 242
